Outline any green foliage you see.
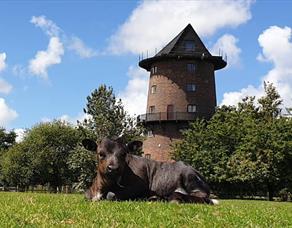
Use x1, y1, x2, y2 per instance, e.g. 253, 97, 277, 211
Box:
70, 84, 144, 190
67, 146, 97, 190
0, 128, 16, 151
1, 143, 32, 188
1, 192, 292, 227
1, 121, 80, 190
0, 128, 17, 186
80, 84, 144, 143
173, 82, 292, 198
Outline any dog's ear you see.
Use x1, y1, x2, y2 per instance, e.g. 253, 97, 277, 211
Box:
82, 139, 97, 152
127, 141, 143, 152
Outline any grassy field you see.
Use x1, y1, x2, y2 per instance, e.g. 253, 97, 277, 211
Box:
0, 192, 291, 227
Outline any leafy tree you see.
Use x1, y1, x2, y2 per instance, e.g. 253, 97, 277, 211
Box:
70, 85, 144, 191
0, 128, 16, 186
1, 121, 80, 191
173, 82, 292, 200
1, 143, 32, 189
67, 146, 97, 190
79, 84, 144, 144
0, 128, 16, 153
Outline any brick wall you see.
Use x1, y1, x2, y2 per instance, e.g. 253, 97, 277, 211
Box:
143, 58, 216, 161
146, 59, 216, 116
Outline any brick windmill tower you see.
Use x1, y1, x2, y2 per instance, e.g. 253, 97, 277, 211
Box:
138, 24, 227, 161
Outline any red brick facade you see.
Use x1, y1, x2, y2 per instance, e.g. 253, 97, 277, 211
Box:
138, 24, 226, 162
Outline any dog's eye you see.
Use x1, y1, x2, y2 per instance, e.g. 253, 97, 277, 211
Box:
99, 152, 106, 160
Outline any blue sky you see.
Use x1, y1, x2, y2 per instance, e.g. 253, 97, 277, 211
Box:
1, 0, 292, 138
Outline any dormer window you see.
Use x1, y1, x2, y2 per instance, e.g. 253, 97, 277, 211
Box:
151, 66, 158, 74
185, 41, 195, 51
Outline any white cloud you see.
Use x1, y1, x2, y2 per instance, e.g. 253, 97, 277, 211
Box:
0, 52, 7, 72
31, 15, 61, 37
28, 36, 64, 79
0, 98, 18, 127
221, 26, 292, 108
68, 36, 98, 58
118, 66, 149, 116
42, 112, 91, 125
0, 78, 12, 94
108, 0, 252, 55
59, 113, 91, 125
14, 128, 26, 143
211, 34, 241, 67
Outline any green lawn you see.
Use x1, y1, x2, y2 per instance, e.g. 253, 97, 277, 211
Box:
0, 192, 291, 227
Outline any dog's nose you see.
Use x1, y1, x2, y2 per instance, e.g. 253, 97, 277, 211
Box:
107, 165, 117, 173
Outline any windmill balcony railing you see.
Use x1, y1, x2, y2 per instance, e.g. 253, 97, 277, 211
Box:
137, 112, 208, 123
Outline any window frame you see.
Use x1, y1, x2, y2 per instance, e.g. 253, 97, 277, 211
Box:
187, 104, 197, 113
145, 154, 151, 159
187, 63, 196, 72
149, 106, 155, 113
151, 66, 158, 74
186, 84, 196, 92
151, 85, 157, 94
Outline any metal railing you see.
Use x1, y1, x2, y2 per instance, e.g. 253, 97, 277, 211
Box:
137, 112, 209, 123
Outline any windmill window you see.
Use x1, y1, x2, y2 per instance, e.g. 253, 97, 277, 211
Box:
151, 66, 158, 74
151, 85, 157, 94
186, 84, 196, 92
187, 104, 197, 113
147, 130, 153, 137
185, 41, 195, 51
145, 154, 151, 159
149, 106, 155, 113
187, 63, 196, 72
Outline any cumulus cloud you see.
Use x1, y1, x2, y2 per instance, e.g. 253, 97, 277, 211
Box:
29, 15, 98, 78
42, 112, 91, 125
0, 78, 12, 94
221, 26, 292, 108
211, 34, 241, 67
0, 53, 12, 94
28, 36, 64, 79
118, 66, 149, 116
108, 0, 252, 55
0, 98, 18, 127
59, 113, 91, 125
14, 128, 26, 143
68, 36, 98, 58
31, 15, 61, 37
0, 52, 6, 72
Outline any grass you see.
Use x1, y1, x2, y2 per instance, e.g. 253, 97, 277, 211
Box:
0, 192, 291, 227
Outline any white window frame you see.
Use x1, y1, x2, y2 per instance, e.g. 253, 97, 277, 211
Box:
187, 104, 197, 113
151, 66, 158, 74
151, 85, 157, 94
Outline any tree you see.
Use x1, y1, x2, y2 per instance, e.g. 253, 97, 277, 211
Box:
172, 83, 292, 199
1, 121, 80, 191
70, 85, 144, 191
79, 84, 144, 144
0, 128, 16, 151
1, 143, 33, 189
0, 128, 16, 186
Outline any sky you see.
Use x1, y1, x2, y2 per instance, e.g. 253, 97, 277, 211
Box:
1, 0, 292, 140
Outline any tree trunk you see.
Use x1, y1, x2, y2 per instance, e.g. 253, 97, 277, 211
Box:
267, 183, 274, 201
